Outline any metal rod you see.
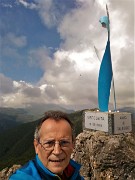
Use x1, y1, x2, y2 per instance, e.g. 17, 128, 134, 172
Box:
106, 4, 117, 111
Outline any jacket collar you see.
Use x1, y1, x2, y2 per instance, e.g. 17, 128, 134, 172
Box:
34, 154, 81, 179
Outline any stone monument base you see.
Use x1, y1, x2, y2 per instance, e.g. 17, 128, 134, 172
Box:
83, 110, 132, 134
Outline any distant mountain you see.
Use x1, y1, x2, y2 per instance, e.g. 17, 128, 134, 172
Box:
26, 103, 74, 120
118, 107, 135, 123
0, 107, 34, 123
118, 106, 135, 113
0, 105, 74, 132
0, 113, 21, 132
0, 108, 34, 132
0, 110, 83, 170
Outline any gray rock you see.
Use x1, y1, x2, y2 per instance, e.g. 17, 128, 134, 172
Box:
0, 165, 21, 180
72, 130, 135, 180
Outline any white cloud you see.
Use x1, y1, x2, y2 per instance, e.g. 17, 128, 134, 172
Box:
1, 3, 13, 8
28, 46, 52, 69
1, 79, 42, 108
1, 33, 27, 50
0, 0, 134, 110
38, 47, 99, 108
1, 33, 27, 64
17, 0, 37, 9
38, 0, 134, 109
22, 86, 41, 97
34, 0, 75, 28
0, 74, 14, 94
6, 33, 27, 48
35, 0, 56, 27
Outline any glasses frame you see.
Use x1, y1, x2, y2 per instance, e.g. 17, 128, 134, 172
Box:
38, 139, 72, 151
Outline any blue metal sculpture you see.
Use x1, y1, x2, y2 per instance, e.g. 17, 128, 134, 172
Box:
98, 5, 116, 112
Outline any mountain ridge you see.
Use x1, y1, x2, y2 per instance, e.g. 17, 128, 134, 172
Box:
0, 110, 83, 170
0, 105, 74, 132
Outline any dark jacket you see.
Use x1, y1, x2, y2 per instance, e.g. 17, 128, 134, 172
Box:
9, 155, 84, 180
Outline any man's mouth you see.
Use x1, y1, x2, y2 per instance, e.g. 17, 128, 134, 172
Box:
49, 158, 65, 162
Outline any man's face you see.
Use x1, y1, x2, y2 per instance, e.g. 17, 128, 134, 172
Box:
34, 118, 74, 175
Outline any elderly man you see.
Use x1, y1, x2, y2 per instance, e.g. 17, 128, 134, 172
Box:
9, 111, 84, 180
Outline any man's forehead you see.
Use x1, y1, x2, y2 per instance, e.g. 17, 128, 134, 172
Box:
42, 118, 70, 125
39, 119, 72, 139
40, 118, 71, 130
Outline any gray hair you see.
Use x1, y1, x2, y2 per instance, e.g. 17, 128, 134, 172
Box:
34, 110, 75, 141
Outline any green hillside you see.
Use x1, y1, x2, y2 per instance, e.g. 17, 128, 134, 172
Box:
0, 110, 84, 170
0, 120, 37, 170
1, 107, 134, 171
0, 108, 34, 132
0, 106, 74, 131
0, 113, 21, 132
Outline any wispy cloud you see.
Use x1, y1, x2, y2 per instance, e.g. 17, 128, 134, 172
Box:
34, 0, 76, 28
2, 33, 27, 48
0, 0, 134, 110
16, 0, 37, 9
1, 3, 13, 8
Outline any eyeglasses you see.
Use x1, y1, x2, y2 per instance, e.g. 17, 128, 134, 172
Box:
38, 139, 72, 151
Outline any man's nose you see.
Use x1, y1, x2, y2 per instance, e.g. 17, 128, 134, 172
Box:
52, 143, 62, 154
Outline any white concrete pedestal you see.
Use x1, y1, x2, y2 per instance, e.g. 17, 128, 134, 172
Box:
83, 111, 132, 134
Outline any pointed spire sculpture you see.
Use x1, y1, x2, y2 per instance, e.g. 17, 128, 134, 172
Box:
98, 5, 116, 112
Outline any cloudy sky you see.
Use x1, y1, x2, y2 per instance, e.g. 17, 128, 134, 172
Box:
0, 0, 134, 111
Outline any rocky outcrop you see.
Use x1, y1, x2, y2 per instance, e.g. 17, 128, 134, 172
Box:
0, 165, 21, 180
72, 130, 135, 180
0, 130, 135, 180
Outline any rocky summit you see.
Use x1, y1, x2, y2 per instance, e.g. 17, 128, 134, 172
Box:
0, 165, 21, 180
72, 130, 135, 180
0, 130, 135, 180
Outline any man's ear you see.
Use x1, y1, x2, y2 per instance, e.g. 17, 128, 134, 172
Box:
33, 139, 39, 154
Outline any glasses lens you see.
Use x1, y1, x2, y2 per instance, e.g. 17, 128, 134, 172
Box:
60, 140, 70, 147
40, 140, 71, 150
43, 140, 55, 149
